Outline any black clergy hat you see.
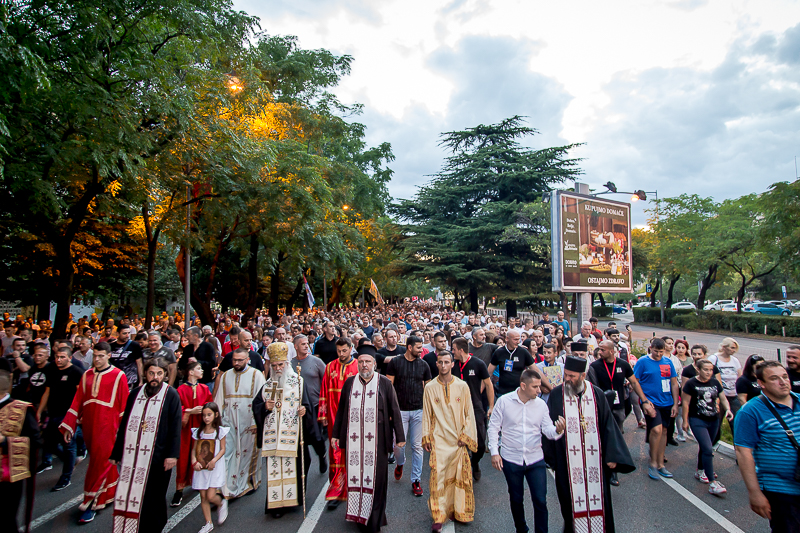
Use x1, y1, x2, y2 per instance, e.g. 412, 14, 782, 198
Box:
571, 341, 589, 353
356, 344, 378, 358
564, 356, 588, 373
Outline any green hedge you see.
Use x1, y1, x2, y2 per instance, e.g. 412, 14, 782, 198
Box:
672, 311, 800, 337
632, 307, 696, 324
593, 305, 612, 317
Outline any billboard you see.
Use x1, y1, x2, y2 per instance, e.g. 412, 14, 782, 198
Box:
551, 191, 633, 293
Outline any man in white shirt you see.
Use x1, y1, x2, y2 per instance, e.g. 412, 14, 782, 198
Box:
572, 321, 599, 353
488, 369, 565, 533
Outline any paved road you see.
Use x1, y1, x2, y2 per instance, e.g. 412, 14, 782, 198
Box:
29, 410, 770, 533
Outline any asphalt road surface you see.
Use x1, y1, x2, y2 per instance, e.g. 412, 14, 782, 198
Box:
28, 408, 770, 533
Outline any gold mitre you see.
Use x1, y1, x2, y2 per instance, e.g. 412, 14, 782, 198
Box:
267, 342, 289, 362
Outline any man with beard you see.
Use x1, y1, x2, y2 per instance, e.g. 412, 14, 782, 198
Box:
215, 346, 266, 499
60, 342, 129, 523
319, 338, 359, 509
332, 345, 405, 532
110, 358, 181, 533
422, 351, 478, 532
215, 330, 265, 391
786, 345, 800, 393
252, 342, 309, 517
543, 356, 635, 533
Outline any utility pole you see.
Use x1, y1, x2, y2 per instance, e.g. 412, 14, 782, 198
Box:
184, 184, 192, 326
323, 268, 327, 309
574, 182, 592, 327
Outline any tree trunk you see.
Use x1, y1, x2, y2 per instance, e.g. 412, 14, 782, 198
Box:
327, 271, 348, 311
597, 293, 606, 307
468, 286, 479, 313
505, 298, 517, 318
696, 264, 718, 310
285, 277, 303, 317
36, 296, 50, 323
269, 251, 286, 320
51, 242, 75, 341
245, 234, 259, 318
176, 247, 214, 326
559, 292, 569, 321
649, 279, 661, 308
666, 274, 681, 309
736, 273, 746, 313
570, 292, 576, 314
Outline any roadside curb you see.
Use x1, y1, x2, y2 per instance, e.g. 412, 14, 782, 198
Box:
716, 441, 736, 460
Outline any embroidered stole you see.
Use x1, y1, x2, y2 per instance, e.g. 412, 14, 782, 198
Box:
345, 375, 379, 525
563, 385, 605, 533
112, 384, 168, 533
262, 374, 302, 508
0, 400, 32, 482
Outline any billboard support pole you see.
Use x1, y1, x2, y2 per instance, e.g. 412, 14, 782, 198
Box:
574, 182, 593, 326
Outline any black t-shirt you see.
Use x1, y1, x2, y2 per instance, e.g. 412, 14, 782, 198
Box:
386, 355, 431, 411
180, 341, 217, 384
455, 356, 490, 415
47, 364, 84, 419
490, 346, 535, 396
423, 352, 439, 379
314, 335, 339, 365
788, 368, 800, 394
682, 377, 724, 422
377, 345, 406, 375
109, 340, 143, 389
735, 375, 762, 401
682, 364, 720, 380
218, 350, 265, 373
3, 353, 34, 393
27, 363, 55, 406
588, 357, 634, 410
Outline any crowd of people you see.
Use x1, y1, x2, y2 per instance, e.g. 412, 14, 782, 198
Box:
0, 304, 799, 533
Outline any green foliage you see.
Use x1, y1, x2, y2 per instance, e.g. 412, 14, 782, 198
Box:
392, 116, 582, 310
632, 306, 696, 324
672, 311, 800, 338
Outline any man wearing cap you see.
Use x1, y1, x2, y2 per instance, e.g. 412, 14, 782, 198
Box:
332, 344, 405, 532
253, 342, 309, 517
543, 356, 635, 533
215, 346, 266, 499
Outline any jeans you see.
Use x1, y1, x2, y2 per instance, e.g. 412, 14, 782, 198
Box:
501, 458, 548, 533
688, 417, 719, 481
394, 409, 423, 483
43, 416, 76, 478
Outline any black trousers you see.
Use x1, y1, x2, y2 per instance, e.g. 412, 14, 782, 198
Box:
764, 491, 800, 533
139, 465, 172, 533
470, 411, 488, 471
0, 480, 23, 533
303, 437, 327, 477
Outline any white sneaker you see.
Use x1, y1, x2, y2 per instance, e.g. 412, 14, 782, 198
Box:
709, 481, 727, 495
199, 522, 214, 533
676, 435, 686, 442
694, 470, 709, 483
217, 498, 228, 525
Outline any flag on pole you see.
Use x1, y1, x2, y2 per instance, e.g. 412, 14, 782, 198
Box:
369, 278, 384, 305
303, 275, 315, 309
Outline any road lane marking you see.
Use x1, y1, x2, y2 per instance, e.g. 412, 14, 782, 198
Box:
31, 495, 84, 529
163, 495, 201, 533
297, 480, 330, 533
662, 478, 746, 533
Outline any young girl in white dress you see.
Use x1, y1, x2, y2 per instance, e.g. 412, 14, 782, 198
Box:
191, 402, 229, 533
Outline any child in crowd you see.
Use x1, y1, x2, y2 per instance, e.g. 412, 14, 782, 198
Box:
191, 402, 229, 533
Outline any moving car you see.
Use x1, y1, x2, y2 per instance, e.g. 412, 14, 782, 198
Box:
743, 303, 792, 316
671, 301, 697, 310
704, 300, 733, 311
612, 305, 628, 314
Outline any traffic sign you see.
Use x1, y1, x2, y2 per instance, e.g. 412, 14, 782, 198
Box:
782, 285, 788, 298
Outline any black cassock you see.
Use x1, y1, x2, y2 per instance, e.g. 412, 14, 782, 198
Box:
543, 384, 635, 533
252, 383, 314, 514
0, 396, 40, 533
111, 385, 182, 533
332, 374, 404, 533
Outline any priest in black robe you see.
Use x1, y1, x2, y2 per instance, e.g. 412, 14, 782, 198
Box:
110, 358, 182, 533
332, 345, 405, 533
543, 356, 635, 533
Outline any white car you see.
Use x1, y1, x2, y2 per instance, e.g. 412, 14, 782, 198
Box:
704, 300, 733, 311
720, 304, 739, 312
671, 301, 697, 310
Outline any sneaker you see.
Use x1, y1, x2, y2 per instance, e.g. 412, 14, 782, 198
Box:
657, 467, 673, 478
217, 498, 228, 525
473, 467, 482, 482
388, 453, 396, 464
709, 481, 727, 496
53, 476, 72, 491
171, 491, 183, 507
412, 481, 423, 497
648, 466, 660, 480
676, 435, 686, 442
394, 465, 403, 481
638, 421, 647, 429
78, 509, 96, 524
694, 470, 709, 483
199, 522, 214, 533
36, 463, 53, 474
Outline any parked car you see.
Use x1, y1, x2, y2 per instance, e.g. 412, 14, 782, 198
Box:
743, 303, 792, 316
612, 305, 627, 314
671, 301, 697, 310
633, 302, 651, 307
764, 300, 790, 308
704, 300, 733, 311
720, 304, 739, 312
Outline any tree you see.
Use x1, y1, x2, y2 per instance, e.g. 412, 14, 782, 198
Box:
393, 117, 582, 315
761, 178, 800, 282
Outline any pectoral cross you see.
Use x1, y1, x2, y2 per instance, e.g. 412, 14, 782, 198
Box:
268, 382, 279, 403
580, 415, 588, 432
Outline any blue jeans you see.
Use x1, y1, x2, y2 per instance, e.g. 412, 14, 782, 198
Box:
43, 416, 76, 478
501, 458, 548, 533
688, 417, 719, 482
394, 409, 423, 483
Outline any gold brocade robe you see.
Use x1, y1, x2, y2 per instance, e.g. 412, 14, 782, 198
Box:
421, 376, 478, 524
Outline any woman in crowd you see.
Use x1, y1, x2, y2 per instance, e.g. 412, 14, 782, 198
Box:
735, 354, 765, 406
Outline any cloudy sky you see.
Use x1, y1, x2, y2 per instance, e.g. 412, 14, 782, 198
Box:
234, 0, 800, 225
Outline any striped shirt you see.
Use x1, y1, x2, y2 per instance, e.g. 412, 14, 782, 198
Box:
734, 392, 800, 495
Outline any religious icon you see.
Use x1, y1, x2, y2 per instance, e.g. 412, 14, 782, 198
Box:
195, 439, 214, 469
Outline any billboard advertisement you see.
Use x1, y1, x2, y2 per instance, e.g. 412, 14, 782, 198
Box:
551, 191, 633, 293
